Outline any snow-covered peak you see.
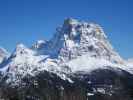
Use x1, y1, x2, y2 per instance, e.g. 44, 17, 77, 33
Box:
63, 18, 79, 26
61, 18, 107, 40
0, 47, 9, 64
12, 43, 34, 57
48, 18, 123, 63
32, 40, 47, 49
3, 43, 43, 76
16, 43, 27, 51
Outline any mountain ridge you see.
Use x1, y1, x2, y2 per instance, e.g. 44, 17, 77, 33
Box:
0, 18, 132, 84
0, 18, 133, 100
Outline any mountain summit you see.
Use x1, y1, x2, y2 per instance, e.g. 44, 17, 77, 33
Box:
48, 18, 123, 63
32, 18, 123, 64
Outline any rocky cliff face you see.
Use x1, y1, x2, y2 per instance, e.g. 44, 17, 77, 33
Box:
0, 18, 132, 100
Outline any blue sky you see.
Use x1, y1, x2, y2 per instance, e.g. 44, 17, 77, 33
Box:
0, 0, 133, 59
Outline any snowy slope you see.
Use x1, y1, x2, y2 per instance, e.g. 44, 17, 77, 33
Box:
126, 59, 133, 66
63, 54, 131, 74
6, 44, 61, 76
123, 59, 133, 73
0, 47, 9, 64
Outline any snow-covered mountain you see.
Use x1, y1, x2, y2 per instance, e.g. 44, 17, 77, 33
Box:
32, 18, 123, 63
0, 18, 133, 100
50, 18, 123, 63
0, 47, 9, 64
0, 18, 131, 80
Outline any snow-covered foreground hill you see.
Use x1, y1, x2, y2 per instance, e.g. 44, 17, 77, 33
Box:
0, 18, 133, 100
